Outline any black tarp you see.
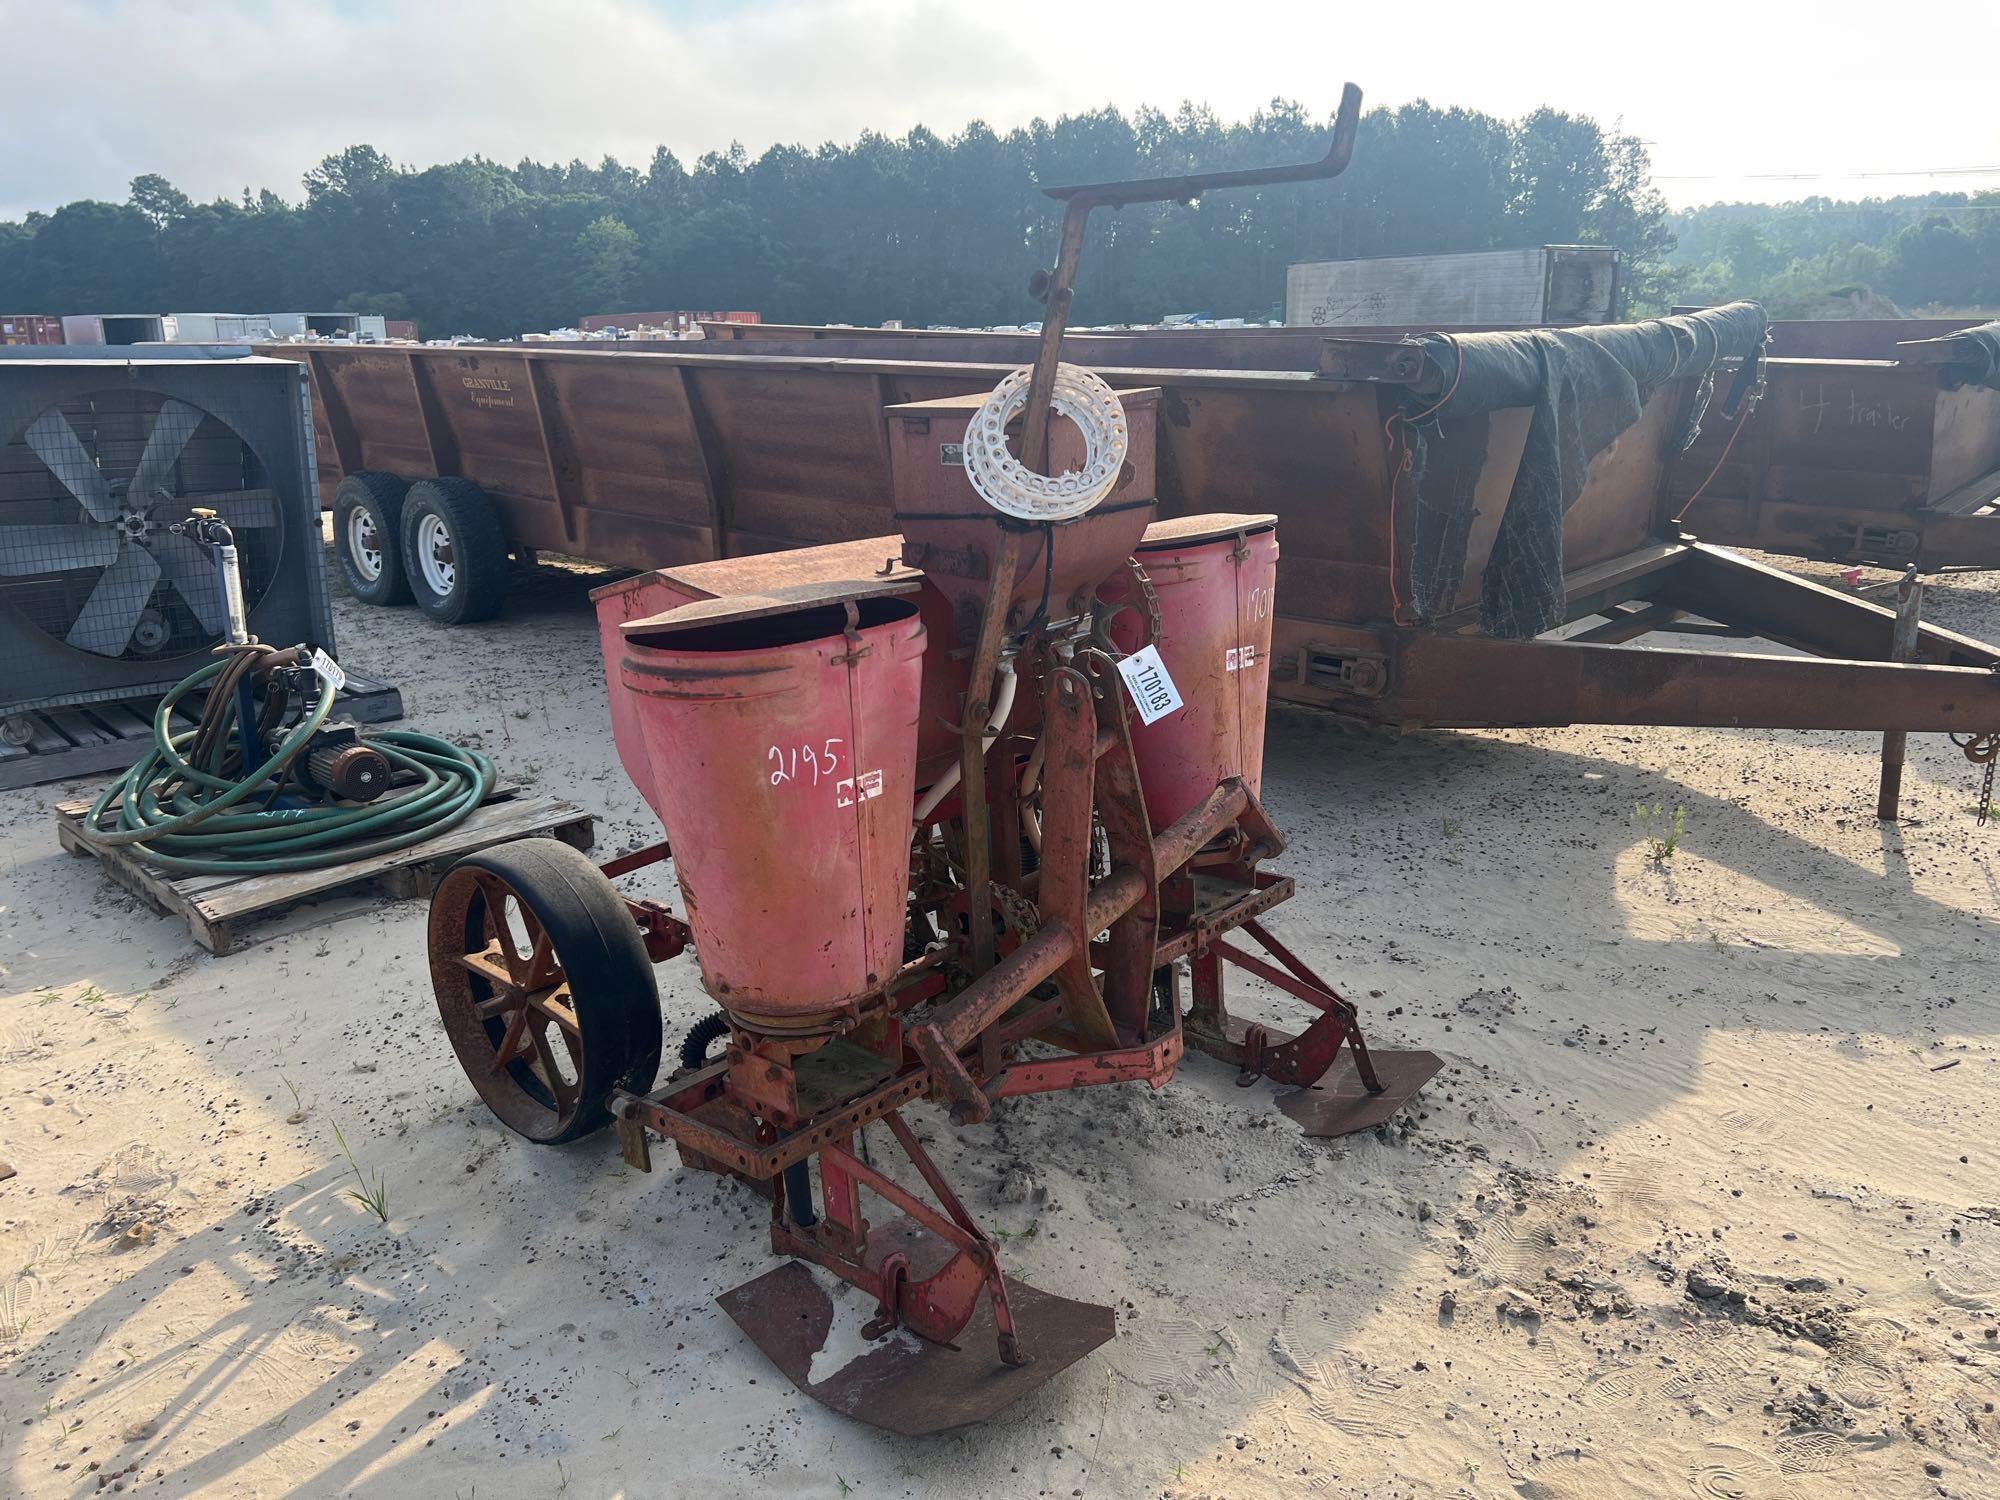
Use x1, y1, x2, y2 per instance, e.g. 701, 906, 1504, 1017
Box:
1402, 300, 1768, 639
1913, 320, 2000, 392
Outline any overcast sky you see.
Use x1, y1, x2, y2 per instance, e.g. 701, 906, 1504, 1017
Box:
4, 0, 1996, 222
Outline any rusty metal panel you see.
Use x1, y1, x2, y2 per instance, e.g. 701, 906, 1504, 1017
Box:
1930, 384, 2000, 500
1671, 350, 2000, 569
533, 356, 715, 565
1152, 383, 1401, 625
1673, 359, 1940, 521
689, 365, 911, 550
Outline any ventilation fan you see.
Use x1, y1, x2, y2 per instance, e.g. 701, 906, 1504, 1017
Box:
0, 357, 333, 720
4, 395, 280, 655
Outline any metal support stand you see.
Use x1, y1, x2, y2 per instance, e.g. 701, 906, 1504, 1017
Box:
1877, 566, 1924, 820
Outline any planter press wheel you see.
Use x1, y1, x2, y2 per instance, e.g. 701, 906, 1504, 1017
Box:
428, 837, 662, 1144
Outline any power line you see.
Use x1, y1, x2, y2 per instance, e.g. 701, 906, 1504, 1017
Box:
1656, 164, 2000, 181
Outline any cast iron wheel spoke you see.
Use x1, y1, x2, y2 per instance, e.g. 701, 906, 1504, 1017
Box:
490, 1001, 536, 1075
461, 946, 518, 994
473, 872, 555, 988
520, 926, 559, 990
528, 989, 581, 1035
528, 1024, 577, 1109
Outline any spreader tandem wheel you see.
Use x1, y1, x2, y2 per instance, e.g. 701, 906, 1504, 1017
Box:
428, 838, 661, 1143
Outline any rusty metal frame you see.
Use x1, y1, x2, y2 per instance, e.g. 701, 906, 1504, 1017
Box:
1279, 541, 2000, 735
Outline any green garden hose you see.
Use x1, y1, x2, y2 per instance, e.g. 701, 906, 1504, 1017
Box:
80, 643, 496, 876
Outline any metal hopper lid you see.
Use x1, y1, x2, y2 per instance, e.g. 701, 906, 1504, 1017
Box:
1137, 512, 1278, 550
620, 571, 921, 639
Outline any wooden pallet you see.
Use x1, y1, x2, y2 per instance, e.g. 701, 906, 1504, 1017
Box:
55, 785, 592, 956
0, 672, 402, 793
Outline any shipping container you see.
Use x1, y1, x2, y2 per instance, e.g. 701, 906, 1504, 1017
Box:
0, 316, 63, 346
60, 313, 170, 346
1285, 245, 1621, 327
162, 312, 260, 343
211, 315, 276, 341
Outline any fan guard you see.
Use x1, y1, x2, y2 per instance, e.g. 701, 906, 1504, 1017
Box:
0, 389, 284, 659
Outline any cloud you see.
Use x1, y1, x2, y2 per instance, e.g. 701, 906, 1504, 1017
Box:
1, 0, 1991, 219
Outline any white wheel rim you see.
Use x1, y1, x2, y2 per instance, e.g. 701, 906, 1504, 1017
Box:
346, 507, 382, 581
418, 513, 456, 594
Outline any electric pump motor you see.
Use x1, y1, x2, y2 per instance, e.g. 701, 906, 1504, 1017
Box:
301, 723, 394, 802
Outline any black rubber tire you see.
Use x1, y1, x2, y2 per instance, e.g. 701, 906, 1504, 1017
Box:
432, 837, 662, 1144
679, 1010, 732, 1070
331, 471, 412, 605
399, 477, 511, 624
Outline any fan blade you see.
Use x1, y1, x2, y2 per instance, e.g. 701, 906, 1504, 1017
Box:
186, 488, 280, 529
0, 524, 121, 576
24, 410, 116, 520
65, 543, 162, 656
151, 531, 227, 635
129, 398, 204, 506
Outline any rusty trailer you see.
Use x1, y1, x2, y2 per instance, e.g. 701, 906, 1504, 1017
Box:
278, 324, 2000, 764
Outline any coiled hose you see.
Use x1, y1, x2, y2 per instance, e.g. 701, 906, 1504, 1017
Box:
80, 642, 495, 876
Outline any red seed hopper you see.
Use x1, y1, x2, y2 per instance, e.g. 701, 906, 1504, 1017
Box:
424, 85, 1440, 1432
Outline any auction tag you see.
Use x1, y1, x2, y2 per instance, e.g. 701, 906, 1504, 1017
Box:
1117, 645, 1183, 726
309, 647, 347, 692
835, 769, 883, 808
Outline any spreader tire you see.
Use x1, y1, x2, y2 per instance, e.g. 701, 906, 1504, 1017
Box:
429, 837, 661, 1144
332, 471, 412, 605
400, 477, 511, 624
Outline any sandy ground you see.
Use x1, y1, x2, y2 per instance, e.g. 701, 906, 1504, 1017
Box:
3, 546, 1998, 1500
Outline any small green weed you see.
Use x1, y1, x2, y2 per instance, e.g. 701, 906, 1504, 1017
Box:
331, 1120, 391, 1223
1633, 801, 1686, 862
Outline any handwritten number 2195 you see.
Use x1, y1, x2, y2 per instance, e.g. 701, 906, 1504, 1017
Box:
769, 738, 846, 787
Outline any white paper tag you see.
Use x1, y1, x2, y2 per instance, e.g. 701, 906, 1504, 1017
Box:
1225, 644, 1258, 672
1117, 645, 1183, 726
835, 768, 883, 808
309, 647, 346, 692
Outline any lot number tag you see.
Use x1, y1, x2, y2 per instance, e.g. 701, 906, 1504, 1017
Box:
310, 647, 346, 691
1117, 645, 1183, 726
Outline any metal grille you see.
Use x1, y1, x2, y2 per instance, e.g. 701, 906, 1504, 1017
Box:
0, 388, 281, 660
